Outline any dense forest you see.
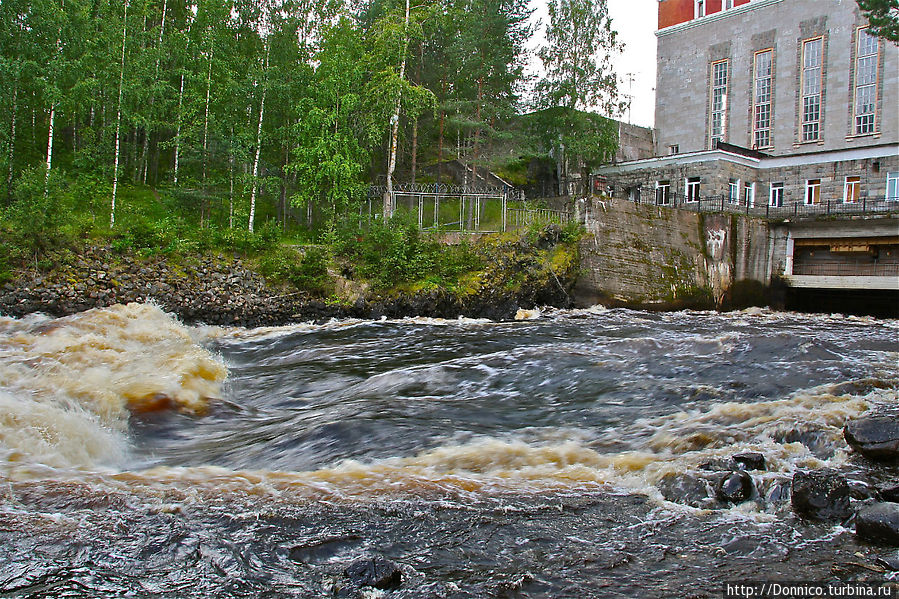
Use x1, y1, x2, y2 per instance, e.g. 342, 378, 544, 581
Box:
0, 0, 622, 246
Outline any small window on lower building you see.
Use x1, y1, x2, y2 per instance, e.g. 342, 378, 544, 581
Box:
628, 186, 641, 202
686, 177, 701, 203
844, 176, 861, 203
728, 179, 740, 203
669, 144, 679, 155
656, 181, 671, 205
744, 182, 755, 206
770, 182, 784, 207
805, 179, 821, 205
887, 172, 899, 201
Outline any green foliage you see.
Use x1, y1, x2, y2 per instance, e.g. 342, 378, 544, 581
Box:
857, 0, 899, 42
333, 212, 482, 289
1, 167, 77, 259
259, 245, 333, 294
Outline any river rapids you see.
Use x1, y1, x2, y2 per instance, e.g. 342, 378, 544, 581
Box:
0, 303, 896, 597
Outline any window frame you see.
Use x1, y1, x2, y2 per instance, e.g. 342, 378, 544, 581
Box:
843, 176, 861, 203
685, 177, 701, 203
656, 180, 671, 206
744, 181, 755, 207
695, 0, 705, 18
853, 27, 879, 136
709, 59, 729, 148
886, 172, 899, 201
800, 37, 824, 143
728, 179, 740, 203
805, 178, 822, 205
769, 182, 784, 207
752, 49, 774, 149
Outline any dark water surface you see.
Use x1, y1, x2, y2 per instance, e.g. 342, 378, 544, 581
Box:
0, 304, 896, 597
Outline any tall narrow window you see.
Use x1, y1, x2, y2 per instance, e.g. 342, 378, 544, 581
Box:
887, 172, 899, 201
710, 60, 728, 147
753, 50, 773, 148
686, 177, 701, 203
801, 38, 823, 142
770, 182, 784, 207
805, 179, 821, 205
695, 0, 705, 18
844, 176, 860, 203
854, 28, 878, 135
656, 181, 671, 206
724, 0, 734, 9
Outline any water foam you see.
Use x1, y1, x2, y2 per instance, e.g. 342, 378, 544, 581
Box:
0, 303, 227, 470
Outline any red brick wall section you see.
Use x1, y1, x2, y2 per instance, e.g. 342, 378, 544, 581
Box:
659, 0, 695, 29
659, 0, 754, 29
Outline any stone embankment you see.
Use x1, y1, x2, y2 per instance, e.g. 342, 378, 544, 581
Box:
0, 235, 577, 326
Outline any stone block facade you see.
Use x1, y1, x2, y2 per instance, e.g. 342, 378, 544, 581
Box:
655, 0, 898, 157
596, 146, 899, 209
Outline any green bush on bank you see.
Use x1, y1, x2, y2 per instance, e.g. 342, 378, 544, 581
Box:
332, 211, 483, 290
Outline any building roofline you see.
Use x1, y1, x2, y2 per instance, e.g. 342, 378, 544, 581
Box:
656, 0, 786, 37
594, 143, 899, 175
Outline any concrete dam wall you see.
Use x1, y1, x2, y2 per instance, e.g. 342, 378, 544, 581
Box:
572, 197, 775, 309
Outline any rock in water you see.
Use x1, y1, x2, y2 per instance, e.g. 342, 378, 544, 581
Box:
716, 471, 755, 504
657, 473, 713, 508
732, 452, 766, 471
844, 417, 899, 462
791, 470, 852, 520
855, 502, 899, 546
879, 484, 899, 503
343, 556, 402, 590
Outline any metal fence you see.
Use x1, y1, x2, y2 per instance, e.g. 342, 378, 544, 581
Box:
507, 208, 572, 229
623, 191, 899, 220
367, 184, 568, 233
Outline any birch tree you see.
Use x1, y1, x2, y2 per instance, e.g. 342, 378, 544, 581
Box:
536, 0, 621, 195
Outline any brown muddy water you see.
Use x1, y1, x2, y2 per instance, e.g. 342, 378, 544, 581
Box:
0, 303, 896, 597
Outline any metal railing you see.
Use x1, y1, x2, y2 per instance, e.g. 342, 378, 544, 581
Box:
791, 262, 899, 277
624, 191, 899, 220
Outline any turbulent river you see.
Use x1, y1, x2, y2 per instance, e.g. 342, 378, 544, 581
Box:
0, 303, 896, 597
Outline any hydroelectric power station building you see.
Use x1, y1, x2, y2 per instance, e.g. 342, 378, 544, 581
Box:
587, 0, 898, 314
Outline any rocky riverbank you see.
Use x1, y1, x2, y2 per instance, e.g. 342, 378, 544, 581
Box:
0, 230, 578, 326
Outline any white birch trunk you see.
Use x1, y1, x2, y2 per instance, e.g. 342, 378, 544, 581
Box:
202, 46, 213, 187
139, 0, 168, 184
111, 0, 129, 228
173, 15, 192, 186
44, 102, 56, 196
229, 130, 234, 230
173, 73, 184, 185
248, 43, 268, 234
7, 79, 18, 202
384, 0, 410, 219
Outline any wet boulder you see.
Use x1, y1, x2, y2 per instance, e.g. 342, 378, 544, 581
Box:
855, 502, 899, 546
878, 484, 899, 503
732, 452, 766, 471
657, 472, 714, 508
790, 470, 852, 520
844, 416, 899, 462
343, 556, 402, 590
716, 471, 755, 504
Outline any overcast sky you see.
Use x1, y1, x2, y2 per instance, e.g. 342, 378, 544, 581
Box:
526, 0, 659, 128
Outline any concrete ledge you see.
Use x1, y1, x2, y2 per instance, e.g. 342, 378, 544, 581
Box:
784, 275, 899, 290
